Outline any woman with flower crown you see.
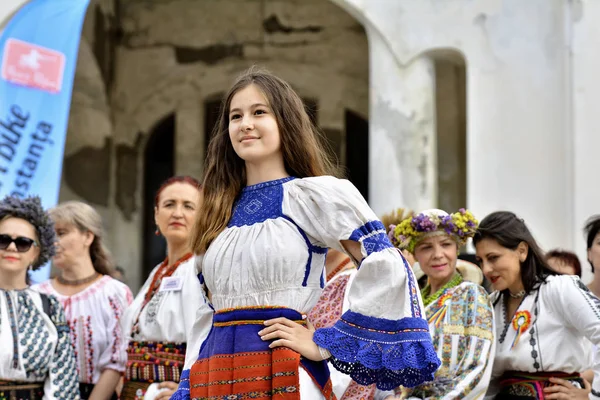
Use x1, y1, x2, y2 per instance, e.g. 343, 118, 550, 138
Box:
475, 212, 599, 399
389, 208, 496, 399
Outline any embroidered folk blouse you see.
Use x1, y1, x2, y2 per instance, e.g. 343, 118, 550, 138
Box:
181, 176, 440, 391
121, 257, 212, 354
405, 281, 495, 399
35, 275, 133, 384
487, 275, 600, 399
0, 288, 79, 399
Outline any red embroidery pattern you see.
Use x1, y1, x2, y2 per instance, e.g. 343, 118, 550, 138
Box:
131, 253, 192, 335
84, 315, 94, 381
308, 274, 377, 400
108, 296, 124, 364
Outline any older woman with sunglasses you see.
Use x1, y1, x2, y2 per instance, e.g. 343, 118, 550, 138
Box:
0, 196, 79, 399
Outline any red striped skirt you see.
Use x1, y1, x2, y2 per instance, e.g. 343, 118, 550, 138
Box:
187, 306, 336, 400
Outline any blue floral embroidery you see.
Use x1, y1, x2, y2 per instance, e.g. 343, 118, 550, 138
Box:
228, 177, 295, 228
227, 177, 327, 288
349, 221, 393, 257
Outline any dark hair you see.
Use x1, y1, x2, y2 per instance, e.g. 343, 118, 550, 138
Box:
154, 176, 202, 207
0, 195, 56, 269
192, 67, 338, 254
584, 215, 600, 273
473, 211, 557, 294
546, 249, 582, 277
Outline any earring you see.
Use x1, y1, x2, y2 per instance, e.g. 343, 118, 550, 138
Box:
155, 228, 160, 236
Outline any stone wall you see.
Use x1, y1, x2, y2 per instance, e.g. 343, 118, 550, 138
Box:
62, 0, 369, 289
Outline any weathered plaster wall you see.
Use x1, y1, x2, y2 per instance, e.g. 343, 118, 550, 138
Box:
333, 0, 595, 277
571, 0, 600, 281
64, 0, 369, 289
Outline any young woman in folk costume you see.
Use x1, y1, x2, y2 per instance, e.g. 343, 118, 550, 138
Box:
35, 201, 132, 400
0, 196, 79, 399
171, 68, 440, 400
388, 208, 495, 399
120, 176, 212, 400
475, 212, 600, 399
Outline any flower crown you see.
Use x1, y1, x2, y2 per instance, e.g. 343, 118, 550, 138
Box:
388, 208, 478, 253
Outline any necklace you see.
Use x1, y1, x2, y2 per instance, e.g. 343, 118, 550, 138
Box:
132, 252, 193, 335
326, 258, 353, 281
421, 273, 463, 307
57, 272, 99, 286
509, 290, 526, 299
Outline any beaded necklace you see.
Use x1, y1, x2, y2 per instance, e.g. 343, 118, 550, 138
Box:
326, 258, 354, 282
421, 273, 463, 307
131, 252, 192, 335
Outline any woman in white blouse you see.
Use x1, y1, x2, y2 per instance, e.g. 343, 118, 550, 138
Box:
172, 68, 439, 400
35, 201, 132, 400
0, 195, 79, 399
120, 176, 212, 400
475, 211, 597, 399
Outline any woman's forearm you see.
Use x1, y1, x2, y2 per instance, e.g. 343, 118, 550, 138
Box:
89, 369, 121, 400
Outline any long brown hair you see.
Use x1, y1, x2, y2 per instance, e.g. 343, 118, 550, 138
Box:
50, 201, 114, 275
192, 67, 338, 254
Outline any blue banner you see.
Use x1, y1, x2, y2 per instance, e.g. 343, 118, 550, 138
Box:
0, 0, 91, 283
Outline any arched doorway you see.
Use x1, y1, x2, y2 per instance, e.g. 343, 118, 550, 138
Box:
142, 114, 175, 277
345, 109, 369, 201
434, 52, 467, 212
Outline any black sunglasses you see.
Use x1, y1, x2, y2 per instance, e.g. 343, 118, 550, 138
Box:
0, 234, 37, 252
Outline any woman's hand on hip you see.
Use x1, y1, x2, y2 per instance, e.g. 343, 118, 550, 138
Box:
155, 381, 179, 400
259, 317, 324, 362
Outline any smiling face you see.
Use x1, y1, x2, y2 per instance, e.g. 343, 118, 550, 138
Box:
52, 221, 93, 269
476, 237, 527, 292
413, 234, 458, 286
0, 217, 40, 276
228, 84, 283, 165
155, 182, 200, 246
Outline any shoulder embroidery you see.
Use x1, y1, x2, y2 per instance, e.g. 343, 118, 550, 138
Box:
228, 182, 286, 228
443, 283, 493, 340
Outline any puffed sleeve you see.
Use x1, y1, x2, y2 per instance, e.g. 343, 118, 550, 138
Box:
172, 256, 214, 400
283, 176, 440, 390
44, 295, 80, 400
545, 275, 600, 399
97, 281, 133, 373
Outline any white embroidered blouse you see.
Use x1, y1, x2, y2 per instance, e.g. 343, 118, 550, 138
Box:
407, 281, 495, 399
121, 257, 212, 355
0, 288, 79, 399
35, 275, 133, 384
184, 176, 440, 391
487, 275, 600, 399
